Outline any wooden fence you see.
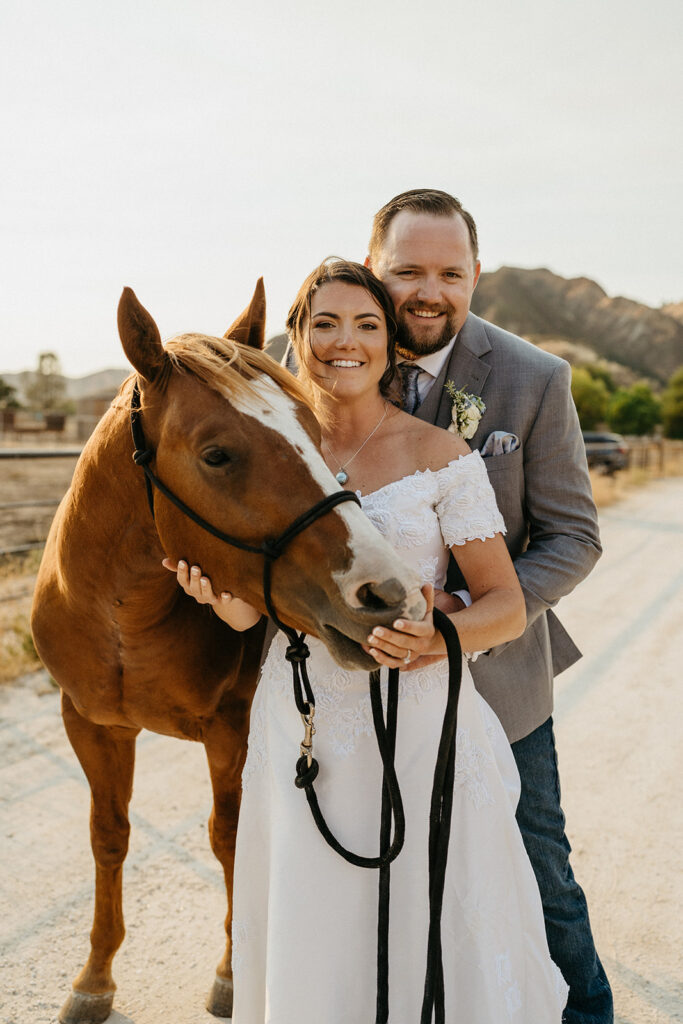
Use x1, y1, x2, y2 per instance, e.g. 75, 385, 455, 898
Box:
622, 438, 683, 475
2, 440, 682, 561
0, 448, 81, 558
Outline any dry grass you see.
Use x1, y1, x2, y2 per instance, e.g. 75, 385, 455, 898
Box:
0, 550, 50, 684
0, 453, 76, 685
590, 442, 683, 508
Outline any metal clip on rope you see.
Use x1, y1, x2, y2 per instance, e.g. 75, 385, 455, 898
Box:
299, 710, 316, 767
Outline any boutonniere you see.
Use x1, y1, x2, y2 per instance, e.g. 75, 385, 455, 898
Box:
444, 380, 485, 439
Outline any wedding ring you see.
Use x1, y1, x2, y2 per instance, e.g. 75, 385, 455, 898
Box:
403, 650, 412, 665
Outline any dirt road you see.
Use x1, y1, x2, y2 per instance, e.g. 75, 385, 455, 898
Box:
1, 478, 681, 1024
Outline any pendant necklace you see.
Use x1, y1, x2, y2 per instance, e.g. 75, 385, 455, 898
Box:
323, 403, 389, 485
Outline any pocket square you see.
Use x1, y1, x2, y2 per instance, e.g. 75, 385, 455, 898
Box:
480, 431, 520, 457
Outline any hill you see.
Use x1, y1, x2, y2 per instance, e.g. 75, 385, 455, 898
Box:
470, 267, 683, 385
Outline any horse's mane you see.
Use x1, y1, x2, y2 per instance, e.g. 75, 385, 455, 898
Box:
166, 333, 317, 410
116, 333, 318, 418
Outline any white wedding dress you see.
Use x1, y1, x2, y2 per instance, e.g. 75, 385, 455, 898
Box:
231, 452, 568, 1023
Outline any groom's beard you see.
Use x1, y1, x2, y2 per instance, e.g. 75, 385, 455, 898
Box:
395, 302, 459, 358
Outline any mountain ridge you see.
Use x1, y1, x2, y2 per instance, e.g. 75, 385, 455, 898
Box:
470, 266, 682, 384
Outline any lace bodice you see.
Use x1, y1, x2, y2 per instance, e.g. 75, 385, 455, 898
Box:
357, 450, 505, 590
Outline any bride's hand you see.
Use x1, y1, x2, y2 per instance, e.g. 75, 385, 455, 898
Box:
362, 584, 447, 670
162, 558, 262, 631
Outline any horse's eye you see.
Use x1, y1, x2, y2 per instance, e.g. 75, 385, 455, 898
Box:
202, 448, 231, 468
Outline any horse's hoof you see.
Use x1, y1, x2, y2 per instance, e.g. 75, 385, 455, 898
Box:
59, 988, 115, 1024
206, 973, 233, 1018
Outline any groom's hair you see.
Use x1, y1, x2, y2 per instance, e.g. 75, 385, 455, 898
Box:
368, 189, 479, 265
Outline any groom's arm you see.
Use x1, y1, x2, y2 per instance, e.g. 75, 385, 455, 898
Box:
509, 359, 601, 630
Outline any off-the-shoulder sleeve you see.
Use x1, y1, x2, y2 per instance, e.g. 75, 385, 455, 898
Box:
435, 451, 506, 547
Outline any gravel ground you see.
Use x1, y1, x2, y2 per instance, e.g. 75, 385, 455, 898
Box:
1, 478, 681, 1024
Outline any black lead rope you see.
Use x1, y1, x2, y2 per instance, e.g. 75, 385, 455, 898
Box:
422, 608, 462, 1024
296, 610, 462, 1024
376, 666, 400, 1024
130, 381, 462, 1023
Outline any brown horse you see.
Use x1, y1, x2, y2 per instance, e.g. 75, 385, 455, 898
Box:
31, 282, 425, 1024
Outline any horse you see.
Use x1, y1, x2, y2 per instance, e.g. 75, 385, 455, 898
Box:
31, 282, 426, 1024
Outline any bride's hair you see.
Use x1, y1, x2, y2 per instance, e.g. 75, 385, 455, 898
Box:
286, 258, 401, 405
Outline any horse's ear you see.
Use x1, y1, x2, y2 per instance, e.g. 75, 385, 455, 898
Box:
223, 278, 266, 349
117, 287, 169, 383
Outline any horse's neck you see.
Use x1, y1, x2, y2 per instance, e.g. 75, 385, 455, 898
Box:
60, 403, 175, 612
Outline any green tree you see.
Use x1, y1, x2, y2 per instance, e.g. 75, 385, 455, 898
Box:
0, 376, 20, 409
25, 351, 66, 411
661, 367, 683, 439
571, 367, 609, 429
606, 383, 661, 436
582, 363, 616, 393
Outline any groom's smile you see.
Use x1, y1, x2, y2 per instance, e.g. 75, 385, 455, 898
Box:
407, 306, 445, 319
405, 304, 449, 324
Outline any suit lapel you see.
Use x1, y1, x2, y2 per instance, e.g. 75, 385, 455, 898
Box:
416, 314, 492, 430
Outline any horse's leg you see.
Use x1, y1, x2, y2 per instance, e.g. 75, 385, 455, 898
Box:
203, 711, 249, 1019
59, 692, 139, 1024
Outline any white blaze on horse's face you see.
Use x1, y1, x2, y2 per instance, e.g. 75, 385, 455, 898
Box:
228, 375, 426, 648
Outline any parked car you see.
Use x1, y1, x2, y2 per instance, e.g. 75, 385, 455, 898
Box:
582, 431, 630, 474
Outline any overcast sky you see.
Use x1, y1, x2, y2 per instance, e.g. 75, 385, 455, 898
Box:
1, 0, 681, 376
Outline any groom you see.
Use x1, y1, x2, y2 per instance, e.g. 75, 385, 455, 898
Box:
365, 189, 612, 1023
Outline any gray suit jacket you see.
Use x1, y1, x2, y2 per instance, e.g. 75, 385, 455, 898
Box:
416, 313, 601, 742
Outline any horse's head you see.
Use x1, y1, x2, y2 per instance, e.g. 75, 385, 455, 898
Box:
117, 284, 426, 669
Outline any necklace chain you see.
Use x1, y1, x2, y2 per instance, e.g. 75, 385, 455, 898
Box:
322, 403, 389, 485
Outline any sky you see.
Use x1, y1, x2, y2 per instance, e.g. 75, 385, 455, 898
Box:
1, 0, 681, 377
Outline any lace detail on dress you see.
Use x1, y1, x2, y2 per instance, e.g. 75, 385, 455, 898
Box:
493, 952, 522, 1017
361, 475, 441, 551
417, 555, 440, 585
314, 660, 449, 757
231, 920, 248, 972
434, 451, 506, 547
452, 726, 495, 809
242, 699, 267, 790
360, 452, 505, 568
317, 664, 495, 813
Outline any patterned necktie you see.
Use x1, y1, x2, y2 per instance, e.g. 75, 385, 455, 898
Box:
400, 363, 423, 414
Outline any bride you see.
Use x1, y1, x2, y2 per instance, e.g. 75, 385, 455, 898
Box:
166, 259, 568, 1022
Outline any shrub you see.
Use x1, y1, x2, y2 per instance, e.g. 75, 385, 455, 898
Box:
606, 383, 661, 436
661, 367, 683, 439
571, 367, 609, 429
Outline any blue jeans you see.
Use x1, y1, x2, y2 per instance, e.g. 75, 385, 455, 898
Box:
511, 718, 613, 1024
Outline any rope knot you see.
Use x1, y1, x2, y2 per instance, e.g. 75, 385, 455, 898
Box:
261, 539, 282, 561
294, 754, 319, 789
132, 448, 154, 466
285, 641, 310, 664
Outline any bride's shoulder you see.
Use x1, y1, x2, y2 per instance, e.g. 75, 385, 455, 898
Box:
389, 410, 471, 470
